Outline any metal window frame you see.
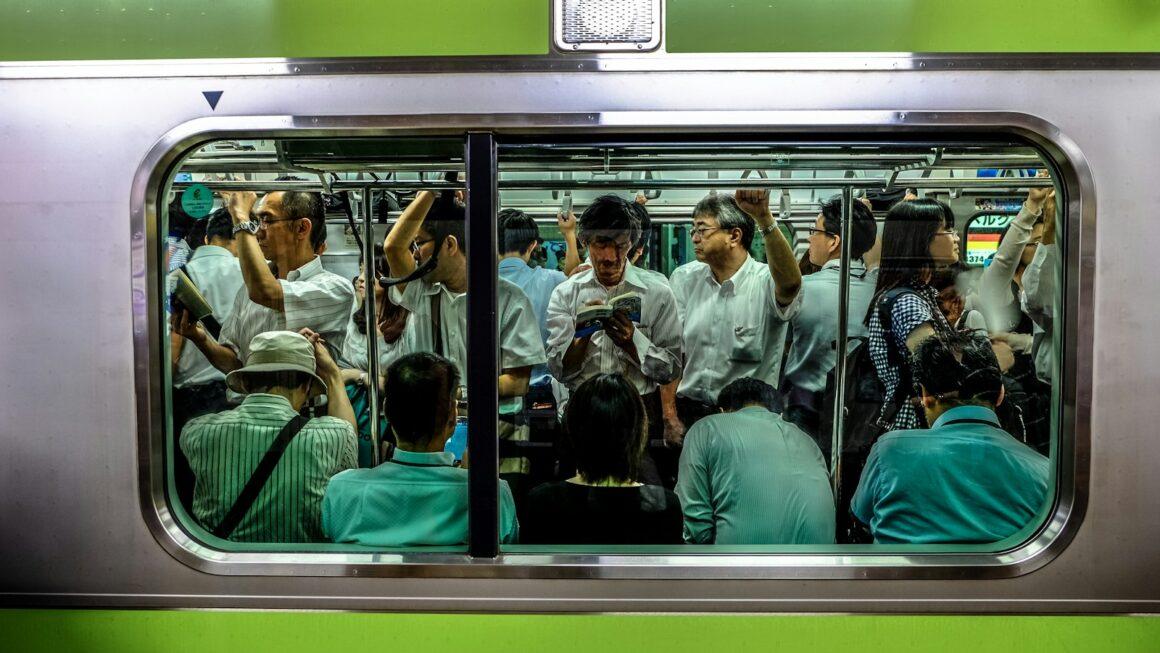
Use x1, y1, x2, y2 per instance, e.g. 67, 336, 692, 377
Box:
132, 109, 1090, 580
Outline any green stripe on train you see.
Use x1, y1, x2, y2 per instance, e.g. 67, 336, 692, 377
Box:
2, 0, 1160, 61
1, 611, 1158, 652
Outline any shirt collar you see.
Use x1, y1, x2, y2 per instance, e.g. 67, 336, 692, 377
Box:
702, 255, 756, 290
240, 393, 298, 412
391, 448, 456, 466
286, 256, 324, 281
821, 258, 868, 272
190, 245, 234, 260
932, 405, 1002, 429
498, 257, 530, 272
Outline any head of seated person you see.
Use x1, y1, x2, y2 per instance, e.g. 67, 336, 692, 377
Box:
716, 377, 782, 414
911, 330, 1005, 426
226, 331, 327, 411
498, 208, 542, 262
254, 190, 327, 274
384, 352, 460, 453
577, 195, 641, 287
565, 373, 647, 486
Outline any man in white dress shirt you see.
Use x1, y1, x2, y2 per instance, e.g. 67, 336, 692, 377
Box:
174, 190, 356, 380
664, 190, 803, 444
545, 194, 683, 478
383, 190, 545, 480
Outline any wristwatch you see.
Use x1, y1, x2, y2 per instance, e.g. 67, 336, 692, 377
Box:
759, 222, 779, 236
232, 220, 260, 236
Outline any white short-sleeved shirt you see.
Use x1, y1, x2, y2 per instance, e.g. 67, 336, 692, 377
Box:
219, 256, 355, 364
174, 245, 245, 388
669, 256, 801, 405
545, 262, 683, 396
783, 260, 878, 393
389, 276, 546, 413
340, 319, 405, 373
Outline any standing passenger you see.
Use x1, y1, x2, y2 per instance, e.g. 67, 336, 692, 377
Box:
382, 190, 545, 484
675, 378, 835, 544
545, 194, 684, 465
181, 330, 357, 543
782, 196, 878, 441
665, 190, 803, 442
173, 190, 356, 376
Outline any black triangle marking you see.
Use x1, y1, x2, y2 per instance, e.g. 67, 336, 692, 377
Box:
202, 90, 224, 111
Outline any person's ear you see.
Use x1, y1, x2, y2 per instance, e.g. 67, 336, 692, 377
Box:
297, 217, 313, 242
829, 234, 842, 257
919, 385, 937, 410
445, 235, 460, 256
996, 384, 1006, 408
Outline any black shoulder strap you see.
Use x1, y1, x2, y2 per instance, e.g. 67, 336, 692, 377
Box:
430, 292, 444, 356
212, 415, 309, 540
875, 286, 920, 429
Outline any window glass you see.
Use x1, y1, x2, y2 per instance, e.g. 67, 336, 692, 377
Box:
164, 137, 470, 552
495, 140, 1058, 551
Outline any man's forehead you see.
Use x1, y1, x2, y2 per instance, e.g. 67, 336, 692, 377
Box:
256, 192, 284, 214
587, 230, 632, 243
693, 212, 719, 226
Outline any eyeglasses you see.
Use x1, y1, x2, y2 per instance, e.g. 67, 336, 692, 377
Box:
690, 226, 721, 240
932, 229, 959, 239
257, 217, 298, 230
807, 227, 837, 238
410, 238, 436, 254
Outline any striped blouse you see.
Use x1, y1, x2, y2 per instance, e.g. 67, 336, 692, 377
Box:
180, 393, 357, 543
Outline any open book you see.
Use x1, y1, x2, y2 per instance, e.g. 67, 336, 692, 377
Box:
169, 269, 222, 339
575, 292, 642, 338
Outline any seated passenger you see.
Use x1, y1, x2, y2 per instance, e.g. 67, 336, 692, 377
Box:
181, 330, 357, 543
782, 195, 878, 442
522, 374, 682, 544
675, 378, 835, 545
174, 190, 356, 378
322, 352, 519, 546
850, 331, 1049, 544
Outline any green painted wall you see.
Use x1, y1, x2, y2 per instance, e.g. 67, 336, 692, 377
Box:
667, 0, 1160, 53
1, 0, 1159, 61
2, 612, 1158, 652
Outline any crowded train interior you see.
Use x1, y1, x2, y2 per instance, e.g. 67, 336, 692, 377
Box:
162, 135, 1060, 553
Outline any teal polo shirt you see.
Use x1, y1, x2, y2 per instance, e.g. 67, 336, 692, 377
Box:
321, 448, 519, 546
851, 405, 1050, 544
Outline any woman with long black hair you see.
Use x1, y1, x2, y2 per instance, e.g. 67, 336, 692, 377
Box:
865, 198, 961, 430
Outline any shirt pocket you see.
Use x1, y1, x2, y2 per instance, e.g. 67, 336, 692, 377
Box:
729, 324, 763, 363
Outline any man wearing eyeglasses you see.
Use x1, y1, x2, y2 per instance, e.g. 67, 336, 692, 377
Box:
174, 190, 356, 377
781, 196, 879, 445
664, 190, 803, 445
545, 195, 684, 479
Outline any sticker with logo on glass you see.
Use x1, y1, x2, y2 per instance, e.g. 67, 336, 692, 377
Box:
181, 183, 214, 219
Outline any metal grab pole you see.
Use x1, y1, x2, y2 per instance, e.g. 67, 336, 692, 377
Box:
361, 186, 382, 466
830, 186, 855, 503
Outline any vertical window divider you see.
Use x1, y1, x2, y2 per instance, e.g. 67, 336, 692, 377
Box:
830, 186, 855, 504
465, 132, 500, 557
361, 185, 382, 466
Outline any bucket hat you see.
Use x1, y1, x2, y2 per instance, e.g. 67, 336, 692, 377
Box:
225, 331, 326, 398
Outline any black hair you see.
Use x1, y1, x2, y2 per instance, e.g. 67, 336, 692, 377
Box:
351, 244, 385, 335
910, 330, 1003, 407
717, 377, 781, 413
240, 370, 313, 395
577, 195, 641, 247
563, 374, 647, 484
497, 208, 540, 254
692, 194, 756, 249
629, 201, 652, 253
424, 190, 467, 256
279, 191, 327, 252
819, 195, 877, 260
384, 352, 460, 447
866, 198, 955, 323
204, 207, 234, 243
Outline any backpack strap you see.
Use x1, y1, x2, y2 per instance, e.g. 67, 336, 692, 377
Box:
875, 286, 920, 429
212, 415, 309, 540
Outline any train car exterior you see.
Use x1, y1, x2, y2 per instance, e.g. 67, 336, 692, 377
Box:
2, 1, 1159, 650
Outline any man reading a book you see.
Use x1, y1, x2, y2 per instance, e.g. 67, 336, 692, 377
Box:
173, 190, 356, 378
545, 195, 684, 475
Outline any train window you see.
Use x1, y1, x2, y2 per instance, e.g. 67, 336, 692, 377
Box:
494, 139, 1059, 552
151, 130, 1064, 565
163, 137, 474, 552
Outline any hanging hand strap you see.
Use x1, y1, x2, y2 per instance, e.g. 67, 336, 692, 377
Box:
212, 415, 309, 540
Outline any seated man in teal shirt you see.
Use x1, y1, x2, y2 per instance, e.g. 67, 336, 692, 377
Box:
851, 331, 1049, 544
322, 352, 519, 546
